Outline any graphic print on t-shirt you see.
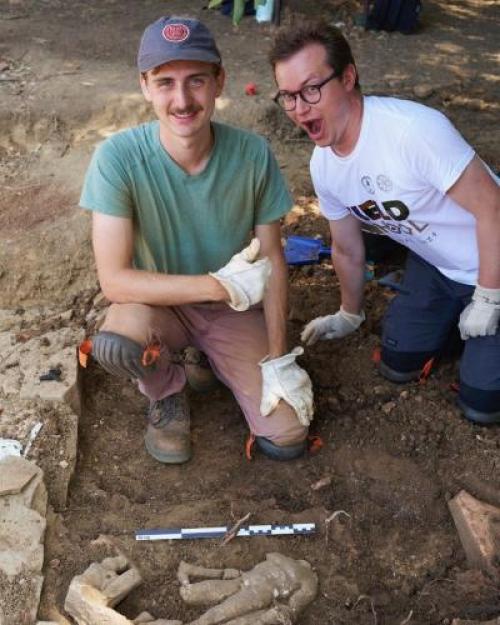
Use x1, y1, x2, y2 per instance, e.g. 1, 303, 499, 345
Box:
347, 197, 436, 246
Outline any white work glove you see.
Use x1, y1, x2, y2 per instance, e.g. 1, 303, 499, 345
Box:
301, 307, 365, 346
459, 285, 500, 340
259, 347, 314, 427
210, 238, 271, 312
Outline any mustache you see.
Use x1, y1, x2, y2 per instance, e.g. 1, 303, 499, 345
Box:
169, 106, 202, 115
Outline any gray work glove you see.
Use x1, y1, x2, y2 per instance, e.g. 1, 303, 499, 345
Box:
210, 238, 271, 311
459, 285, 500, 340
301, 307, 365, 346
259, 347, 314, 427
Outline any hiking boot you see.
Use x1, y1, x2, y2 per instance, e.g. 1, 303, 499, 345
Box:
144, 391, 191, 464
184, 347, 219, 393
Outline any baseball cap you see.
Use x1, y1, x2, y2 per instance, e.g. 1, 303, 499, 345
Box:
137, 16, 222, 73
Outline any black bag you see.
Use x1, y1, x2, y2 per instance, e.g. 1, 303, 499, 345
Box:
365, 0, 422, 34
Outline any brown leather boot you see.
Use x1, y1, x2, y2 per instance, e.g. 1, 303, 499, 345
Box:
144, 391, 191, 464
184, 347, 219, 393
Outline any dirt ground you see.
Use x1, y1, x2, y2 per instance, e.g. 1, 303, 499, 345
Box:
1, 0, 500, 623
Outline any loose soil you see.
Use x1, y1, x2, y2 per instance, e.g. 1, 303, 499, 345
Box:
1, 0, 499, 623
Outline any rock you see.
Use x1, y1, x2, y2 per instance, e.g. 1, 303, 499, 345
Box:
64, 556, 142, 625
311, 476, 332, 491
0, 499, 46, 576
382, 401, 396, 414
0, 455, 38, 495
413, 84, 434, 98
448, 490, 500, 577
0, 323, 84, 415
0, 458, 47, 624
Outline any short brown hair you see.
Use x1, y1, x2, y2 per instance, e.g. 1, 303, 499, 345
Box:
269, 21, 360, 90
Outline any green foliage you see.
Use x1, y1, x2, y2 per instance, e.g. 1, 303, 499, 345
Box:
208, 0, 267, 26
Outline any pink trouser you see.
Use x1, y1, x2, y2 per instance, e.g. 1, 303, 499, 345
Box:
100, 302, 307, 446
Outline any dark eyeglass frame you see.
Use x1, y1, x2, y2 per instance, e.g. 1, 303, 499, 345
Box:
273, 70, 340, 111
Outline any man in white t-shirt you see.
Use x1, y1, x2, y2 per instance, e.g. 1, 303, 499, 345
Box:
269, 21, 500, 424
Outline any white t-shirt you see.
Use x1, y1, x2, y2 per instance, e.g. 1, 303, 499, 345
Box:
310, 96, 481, 284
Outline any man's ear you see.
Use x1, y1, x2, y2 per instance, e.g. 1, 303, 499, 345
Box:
140, 72, 153, 102
215, 67, 226, 98
342, 63, 357, 92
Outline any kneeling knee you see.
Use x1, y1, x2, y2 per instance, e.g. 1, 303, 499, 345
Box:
92, 330, 148, 379
458, 381, 500, 425
265, 422, 308, 448
379, 347, 435, 383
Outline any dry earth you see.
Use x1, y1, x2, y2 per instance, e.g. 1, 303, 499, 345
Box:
0, 0, 499, 623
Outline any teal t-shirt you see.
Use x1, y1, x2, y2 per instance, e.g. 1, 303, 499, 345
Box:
79, 121, 292, 275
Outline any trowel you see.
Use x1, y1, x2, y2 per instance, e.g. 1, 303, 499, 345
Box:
284, 235, 331, 266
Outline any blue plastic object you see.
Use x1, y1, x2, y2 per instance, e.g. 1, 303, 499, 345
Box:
284, 235, 331, 266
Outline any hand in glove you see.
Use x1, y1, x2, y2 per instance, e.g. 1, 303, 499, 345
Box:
210, 238, 271, 311
259, 347, 314, 427
301, 307, 365, 346
459, 285, 500, 340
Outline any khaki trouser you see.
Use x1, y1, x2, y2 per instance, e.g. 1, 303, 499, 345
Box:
100, 302, 307, 446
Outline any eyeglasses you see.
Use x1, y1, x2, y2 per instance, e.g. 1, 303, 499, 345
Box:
274, 70, 340, 111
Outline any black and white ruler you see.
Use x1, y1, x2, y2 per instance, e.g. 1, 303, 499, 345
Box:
135, 523, 316, 541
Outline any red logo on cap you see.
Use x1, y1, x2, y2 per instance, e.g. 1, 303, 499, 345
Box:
162, 24, 190, 42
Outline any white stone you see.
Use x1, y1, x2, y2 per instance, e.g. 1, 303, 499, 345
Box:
0, 455, 38, 495
0, 499, 46, 575
0, 325, 84, 414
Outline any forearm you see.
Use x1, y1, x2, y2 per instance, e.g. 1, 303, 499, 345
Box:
263, 254, 288, 358
476, 212, 500, 288
446, 155, 500, 288
332, 250, 365, 314
99, 267, 228, 306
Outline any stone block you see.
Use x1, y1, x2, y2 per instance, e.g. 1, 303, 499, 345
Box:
0, 455, 38, 495
0, 499, 46, 576
0, 572, 44, 625
0, 326, 84, 415
448, 489, 500, 577
0, 456, 47, 515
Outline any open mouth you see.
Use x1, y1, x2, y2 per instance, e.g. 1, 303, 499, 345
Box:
303, 118, 323, 140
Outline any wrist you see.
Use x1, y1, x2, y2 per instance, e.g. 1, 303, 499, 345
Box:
208, 275, 231, 303
474, 285, 500, 306
267, 340, 288, 360
340, 306, 365, 321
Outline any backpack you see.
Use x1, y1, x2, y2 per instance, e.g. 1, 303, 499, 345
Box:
365, 0, 422, 34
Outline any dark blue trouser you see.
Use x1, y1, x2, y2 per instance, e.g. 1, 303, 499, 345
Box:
381, 253, 500, 413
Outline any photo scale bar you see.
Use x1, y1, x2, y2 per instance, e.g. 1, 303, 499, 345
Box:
135, 523, 316, 541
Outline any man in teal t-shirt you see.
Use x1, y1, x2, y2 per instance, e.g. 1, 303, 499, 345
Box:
80, 15, 313, 464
